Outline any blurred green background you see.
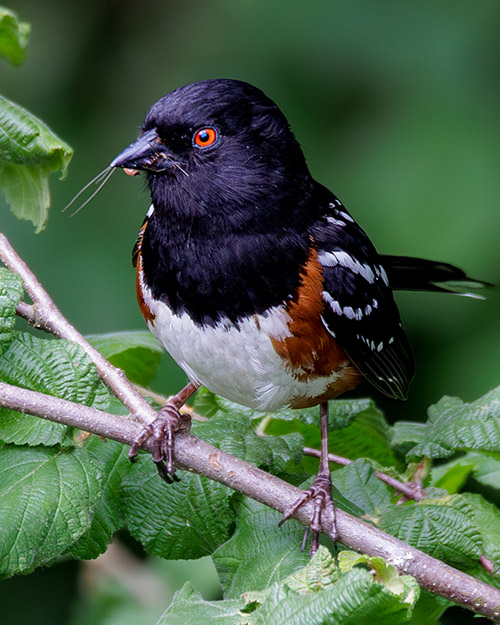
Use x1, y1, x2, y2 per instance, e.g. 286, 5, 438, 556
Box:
1, 1, 499, 623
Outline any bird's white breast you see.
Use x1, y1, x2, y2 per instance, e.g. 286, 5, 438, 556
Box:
141, 279, 346, 412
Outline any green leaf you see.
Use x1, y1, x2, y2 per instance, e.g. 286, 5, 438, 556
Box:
0, 95, 72, 232
0, 7, 30, 66
332, 459, 392, 522
0, 444, 102, 578
467, 452, 500, 491
380, 495, 483, 569
122, 456, 235, 559
193, 387, 232, 418
391, 421, 426, 448
431, 457, 476, 494
156, 583, 248, 625
68, 438, 131, 560
213, 497, 309, 598
408, 387, 500, 460
86, 331, 163, 386
194, 389, 266, 422
459, 493, 500, 576
330, 402, 397, 467
253, 565, 418, 625
192, 408, 304, 475
432, 451, 500, 501
285, 546, 339, 593
0, 332, 110, 445
0, 268, 23, 354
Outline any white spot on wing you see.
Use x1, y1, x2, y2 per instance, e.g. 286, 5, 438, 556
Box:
338, 210, 354, 222
376, 264, 390, 286
322, 292, 363, 320
319, 251, 376, 284
342, 305, 364, 320
326, 216, 346, 227
322, 291, 343, 316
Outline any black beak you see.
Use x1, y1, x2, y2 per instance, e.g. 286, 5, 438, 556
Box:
110, 128, 172, 172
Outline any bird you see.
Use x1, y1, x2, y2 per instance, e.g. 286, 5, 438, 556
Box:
110, 78, 489, 553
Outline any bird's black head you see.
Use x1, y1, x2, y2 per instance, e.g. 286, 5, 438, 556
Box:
111, 79, 315, 232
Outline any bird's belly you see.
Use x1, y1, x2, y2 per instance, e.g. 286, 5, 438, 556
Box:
144, 293, 355, 412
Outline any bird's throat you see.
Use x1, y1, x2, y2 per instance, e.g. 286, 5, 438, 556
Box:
139, 211, 309, 327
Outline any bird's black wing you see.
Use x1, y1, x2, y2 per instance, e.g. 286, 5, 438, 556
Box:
310, 188, 414, 400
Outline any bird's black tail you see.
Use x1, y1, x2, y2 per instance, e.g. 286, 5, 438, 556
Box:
381, 255, 492, 299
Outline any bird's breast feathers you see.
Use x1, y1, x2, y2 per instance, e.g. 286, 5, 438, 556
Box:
136, 248, 361, 412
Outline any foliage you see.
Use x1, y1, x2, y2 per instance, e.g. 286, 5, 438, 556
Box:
0, 272, 500, 621
86, 331, 163, 387
159, 547, 419, 625
0, 94, 73, 231
0, 7, 72, 231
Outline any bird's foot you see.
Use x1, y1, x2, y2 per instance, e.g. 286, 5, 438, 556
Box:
128, 398, 192, 484
279, 469, 337, 555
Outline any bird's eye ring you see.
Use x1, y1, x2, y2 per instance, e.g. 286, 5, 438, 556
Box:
193, 127, 218, 149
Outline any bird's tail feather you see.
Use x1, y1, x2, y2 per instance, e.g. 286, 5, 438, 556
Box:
381, 255, 492, 299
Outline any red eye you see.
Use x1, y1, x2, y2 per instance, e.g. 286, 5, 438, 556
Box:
193, 127, 218, 148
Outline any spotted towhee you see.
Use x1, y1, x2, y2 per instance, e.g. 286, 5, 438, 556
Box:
111, 79, 488, 552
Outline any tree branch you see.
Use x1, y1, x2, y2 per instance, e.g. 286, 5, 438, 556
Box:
1, 233, 500, 622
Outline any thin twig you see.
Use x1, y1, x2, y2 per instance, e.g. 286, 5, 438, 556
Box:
481, 555, 495, 575
1, 233, 500, 622
303, 447, 425, 501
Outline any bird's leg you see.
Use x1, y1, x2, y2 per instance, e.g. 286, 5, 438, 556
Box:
128, 381, 198, 483
279, 401, 337, 554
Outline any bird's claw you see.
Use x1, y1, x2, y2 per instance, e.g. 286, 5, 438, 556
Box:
128, 401, 191, 484
279, 470, 337, 555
